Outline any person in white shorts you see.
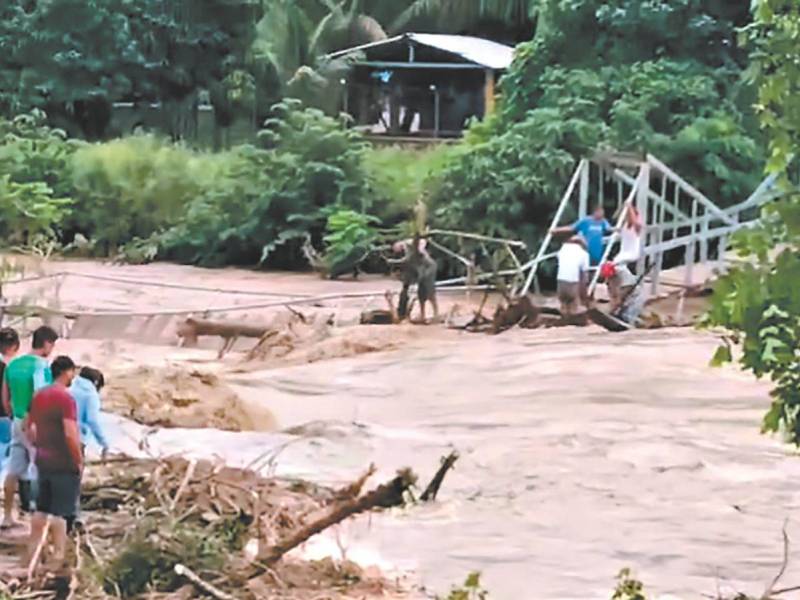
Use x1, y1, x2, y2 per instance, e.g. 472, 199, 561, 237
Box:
556, 235, 590, 316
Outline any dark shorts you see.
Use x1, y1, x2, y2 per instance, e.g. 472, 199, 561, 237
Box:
36, 470, 80, 519
557, 280, 580, 305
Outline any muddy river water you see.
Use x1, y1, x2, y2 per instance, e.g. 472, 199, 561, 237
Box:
6, 259, 799, 599
107, 327, 798, 600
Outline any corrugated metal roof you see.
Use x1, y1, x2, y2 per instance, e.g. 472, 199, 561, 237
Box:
326, 33, 515, 70
407, 34, 514, 69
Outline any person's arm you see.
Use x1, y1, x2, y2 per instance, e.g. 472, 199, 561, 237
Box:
551, 225, 577, 236
64, 418, 82, 472
2, 379, 11, 418
32, 364, 50, 392
85, 388, 109, 452
23, 414, 36, 445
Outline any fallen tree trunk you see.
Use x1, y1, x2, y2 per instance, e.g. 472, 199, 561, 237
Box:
420, 451, 459, 502
177, 318, 269, 346
257, 469, 417, 566
177, 317, 271, 357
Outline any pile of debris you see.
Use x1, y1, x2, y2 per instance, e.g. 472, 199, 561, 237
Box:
2, 455, 443, 599
103, 366, 276, 432
177, 310, 425, 370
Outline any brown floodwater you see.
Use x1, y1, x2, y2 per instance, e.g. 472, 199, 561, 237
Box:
5, 258, 799, 599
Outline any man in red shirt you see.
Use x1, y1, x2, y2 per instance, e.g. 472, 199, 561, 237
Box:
24, 356, 81, 570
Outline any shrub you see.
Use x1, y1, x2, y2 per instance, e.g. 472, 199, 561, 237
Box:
161, 99, 371, 267
364, 145, 453, 224
69, 135, 220, 253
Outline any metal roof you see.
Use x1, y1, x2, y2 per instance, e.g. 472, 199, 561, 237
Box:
326, 33, 515, 70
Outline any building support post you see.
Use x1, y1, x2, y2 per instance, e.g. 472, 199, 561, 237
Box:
483, 69, 496, 116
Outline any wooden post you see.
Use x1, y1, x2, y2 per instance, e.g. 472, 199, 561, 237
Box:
483, 69, 496, 117
579, 160, 590, 218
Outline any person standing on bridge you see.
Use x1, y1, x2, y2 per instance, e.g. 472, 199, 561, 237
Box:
614, 201, 644, 267
556, 236, 591, 316
552, 205, 614, 266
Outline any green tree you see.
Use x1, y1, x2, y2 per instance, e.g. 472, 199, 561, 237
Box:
433, 1, 761, 249
0, 0, 263, 138
705, 0, 800, 444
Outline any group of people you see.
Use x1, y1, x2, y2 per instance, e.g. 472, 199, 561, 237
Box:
0, 325, 109, 570
553, 201, 644, 318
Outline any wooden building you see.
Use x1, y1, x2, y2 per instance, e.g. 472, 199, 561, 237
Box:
326, 33, 514, 139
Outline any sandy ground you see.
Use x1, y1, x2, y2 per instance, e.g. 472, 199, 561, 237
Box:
0, 257, 796, 599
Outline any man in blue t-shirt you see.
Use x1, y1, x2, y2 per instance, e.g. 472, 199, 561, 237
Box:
552, 205, 614, 265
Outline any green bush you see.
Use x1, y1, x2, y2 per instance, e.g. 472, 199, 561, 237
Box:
69, 135, 220, 252
364, 145, 452, 223
161, 99, 371, 267
321, 208, 380, 278
101, 517, 227, 598
0, 111, 76, 246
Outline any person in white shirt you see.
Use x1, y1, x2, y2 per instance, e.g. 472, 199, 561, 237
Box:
615, 201, 643, 266
556, 235, 590, 316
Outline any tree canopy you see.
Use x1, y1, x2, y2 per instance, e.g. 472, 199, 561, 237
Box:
705, 0, 800, 445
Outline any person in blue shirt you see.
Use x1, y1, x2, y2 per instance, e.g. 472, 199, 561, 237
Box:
69, 366, 109, 458
552, 205, 615, 265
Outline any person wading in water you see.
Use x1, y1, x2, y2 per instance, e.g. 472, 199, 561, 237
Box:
394, 235, 439, 324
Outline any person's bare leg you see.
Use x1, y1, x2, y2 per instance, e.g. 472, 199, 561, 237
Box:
25, 512, 48, 569
419, 301, 427, 324
49, 517, 68, 567
431, 296, 439, 321
3, 475, 19, 527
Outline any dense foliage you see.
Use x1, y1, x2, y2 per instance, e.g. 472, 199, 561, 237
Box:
0, 1, 779, 291
0, 0, 263, 139
0, 102, 371, 268
433, 1, 762, 247
0, 0, 537, 139
705, 0, 800, 445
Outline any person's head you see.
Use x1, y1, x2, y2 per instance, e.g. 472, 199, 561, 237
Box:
79, 366, 105, 391
32, 325, 59, 358
592, 205, 605, 221
567, 235, 587, 251
0, 328, 20, 359
51, 355, 76, 386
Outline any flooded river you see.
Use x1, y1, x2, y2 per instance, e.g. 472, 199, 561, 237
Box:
107, 326, 798, 599
7, 259, 799, 599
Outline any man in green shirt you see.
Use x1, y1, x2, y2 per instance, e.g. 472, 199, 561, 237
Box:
1, 326, 58, 529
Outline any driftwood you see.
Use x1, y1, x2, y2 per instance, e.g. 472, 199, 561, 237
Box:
177, 317, 269, 358
257, 469, 417, 566
174, 564, 237, 600
491, 295, 542, 333
332, 464, 377, 501
420, 451, 459, 502
360, 292, 399, 325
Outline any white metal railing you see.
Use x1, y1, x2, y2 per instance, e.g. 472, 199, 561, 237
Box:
513, 153, 778, 296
